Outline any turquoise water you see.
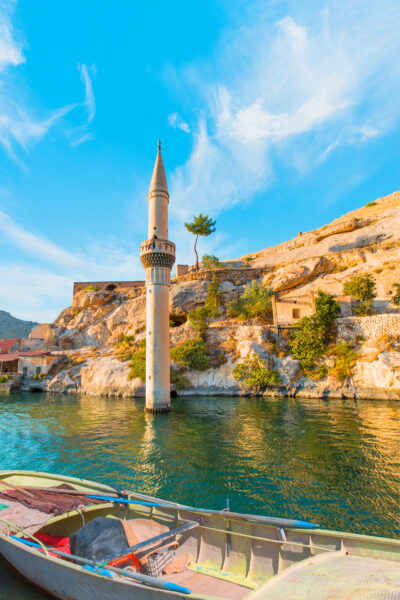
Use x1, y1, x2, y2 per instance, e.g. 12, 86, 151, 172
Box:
0, 392, 399, 598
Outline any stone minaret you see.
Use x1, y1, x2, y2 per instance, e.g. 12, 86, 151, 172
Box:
140, 142, 175, 412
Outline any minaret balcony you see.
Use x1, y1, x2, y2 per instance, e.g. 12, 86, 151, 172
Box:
140, 238, 176, 270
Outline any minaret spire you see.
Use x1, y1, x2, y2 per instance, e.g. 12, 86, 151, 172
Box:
140, 143, 176, 412
149, 141, 168, 197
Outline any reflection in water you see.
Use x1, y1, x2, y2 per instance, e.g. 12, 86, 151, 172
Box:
0, 392, 399, 598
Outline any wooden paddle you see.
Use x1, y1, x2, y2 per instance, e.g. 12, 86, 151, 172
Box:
0, 479, 36, 499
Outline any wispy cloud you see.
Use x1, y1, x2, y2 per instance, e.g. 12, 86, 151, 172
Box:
0, 209, 144, 320
0, 4, 97, 160
168, 1, 400, 223
168, 112, 190, 133
70, 63, 97, 146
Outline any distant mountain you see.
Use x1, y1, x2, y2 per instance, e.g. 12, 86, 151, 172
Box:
0, 310, 38, 340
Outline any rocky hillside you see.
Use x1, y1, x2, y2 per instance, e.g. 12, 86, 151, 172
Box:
0, 310, 37, 339
29, 191, 400, 400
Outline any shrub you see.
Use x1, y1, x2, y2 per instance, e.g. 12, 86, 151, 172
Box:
170, 367, 190, 390
0, 374, 12, 383
343, 273, 377, 315
170, 338, 211, 371
314, 290, 341, 333
365, 201, 377, 207
328, 342, 358, 382
227, 281, 272, 322
202, 254, 222, 270
117, 334, 135, 345
188, 276, 223, 334
83, 285, 100, 291
289, 317, 326, 371
390, 283, 400, 306
233, 353, 281, 389
128, 349, 146, 381
188, 306, 210, 334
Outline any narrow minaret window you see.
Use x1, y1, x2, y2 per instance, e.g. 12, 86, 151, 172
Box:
140, 142, 176, 412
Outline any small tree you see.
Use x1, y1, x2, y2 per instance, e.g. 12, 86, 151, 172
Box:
314, 290, 341, 337
343, 273, 377, 315
202, 254, 222, 270
390, 283, 400, 306
185, 213, 216, 271
188, 276, 223, 334
227, 281, 272, 322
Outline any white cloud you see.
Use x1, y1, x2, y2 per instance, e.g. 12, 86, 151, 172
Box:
168, 1, 400, 222
0, 210, 144, 320
168, 112, 190, 133
0, 210, 82, 269
79, 63, 96, 123
0, 4, 97, 160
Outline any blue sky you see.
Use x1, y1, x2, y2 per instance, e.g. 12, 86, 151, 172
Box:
0, 0, 399, 322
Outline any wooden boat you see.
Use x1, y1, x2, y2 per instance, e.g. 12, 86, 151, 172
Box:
0, 470, 399, 599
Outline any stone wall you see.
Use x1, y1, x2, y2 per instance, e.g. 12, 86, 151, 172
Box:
73, 281, 145, 296
336, 314, 400, 341
173, 267, 267, 286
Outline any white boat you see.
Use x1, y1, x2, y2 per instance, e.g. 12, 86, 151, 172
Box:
0, 470, 399, 599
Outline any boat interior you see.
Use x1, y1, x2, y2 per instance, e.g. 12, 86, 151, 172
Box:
1, 471, 399, 599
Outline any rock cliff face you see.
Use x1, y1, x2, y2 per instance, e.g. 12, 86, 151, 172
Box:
43, 191, 400, 400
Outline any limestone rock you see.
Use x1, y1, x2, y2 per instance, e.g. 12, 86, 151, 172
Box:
271, 257, 331, 292
80, 356, 145, 397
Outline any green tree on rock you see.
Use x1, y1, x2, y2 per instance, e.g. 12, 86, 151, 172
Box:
185, 213, 216, 271
343, 273, 377, 315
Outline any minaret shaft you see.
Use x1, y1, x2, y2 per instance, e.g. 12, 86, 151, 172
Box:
140, 145, 175, 412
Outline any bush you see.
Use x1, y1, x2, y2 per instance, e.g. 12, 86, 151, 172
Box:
328, 342, 358, 382
188, 276, 223, 334
365, 201, 377, 207
170, 367, 189, 390
227, 281, 272, 322
170, 338, 211, 371
289, 290, 341, 373
314, 290, 341, 333
289, 317, 326, 371
128, 349, 146, 380
0, 374, 12, 383
232, 354, 281, 389
202, 254, 222, 270
83, 285, 100, 291
188, 306, 210, 334
117, 334, 135, 345
343, 273, 377, 315
390, 283, 400, 306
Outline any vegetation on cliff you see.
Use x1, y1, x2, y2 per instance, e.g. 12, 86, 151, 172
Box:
227, 281, 272, 322
188, 275, 223, 334
289, 290, 341, 378
232, 354, 281, 389
343, 273, 377, 315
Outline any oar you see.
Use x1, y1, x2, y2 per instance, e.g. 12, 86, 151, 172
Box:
9, 536, 192, 595
85, 495, 319, 529
99, 520, 199, 566
0, 479, 36, 499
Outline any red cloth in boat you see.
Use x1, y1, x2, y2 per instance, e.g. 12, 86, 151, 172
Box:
35, 533, 71, 554
0, 484, 104, 516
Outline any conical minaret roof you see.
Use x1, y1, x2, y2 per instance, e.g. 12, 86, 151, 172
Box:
149, 141, 168, 195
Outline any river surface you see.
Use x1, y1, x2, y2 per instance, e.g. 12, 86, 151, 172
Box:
0, 392, 399, 598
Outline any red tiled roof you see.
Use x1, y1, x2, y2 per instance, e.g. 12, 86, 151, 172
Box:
0, 353, 19, 362
0, 339, 20, 353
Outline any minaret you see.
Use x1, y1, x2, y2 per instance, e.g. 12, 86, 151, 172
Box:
140, 142, 176, 412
